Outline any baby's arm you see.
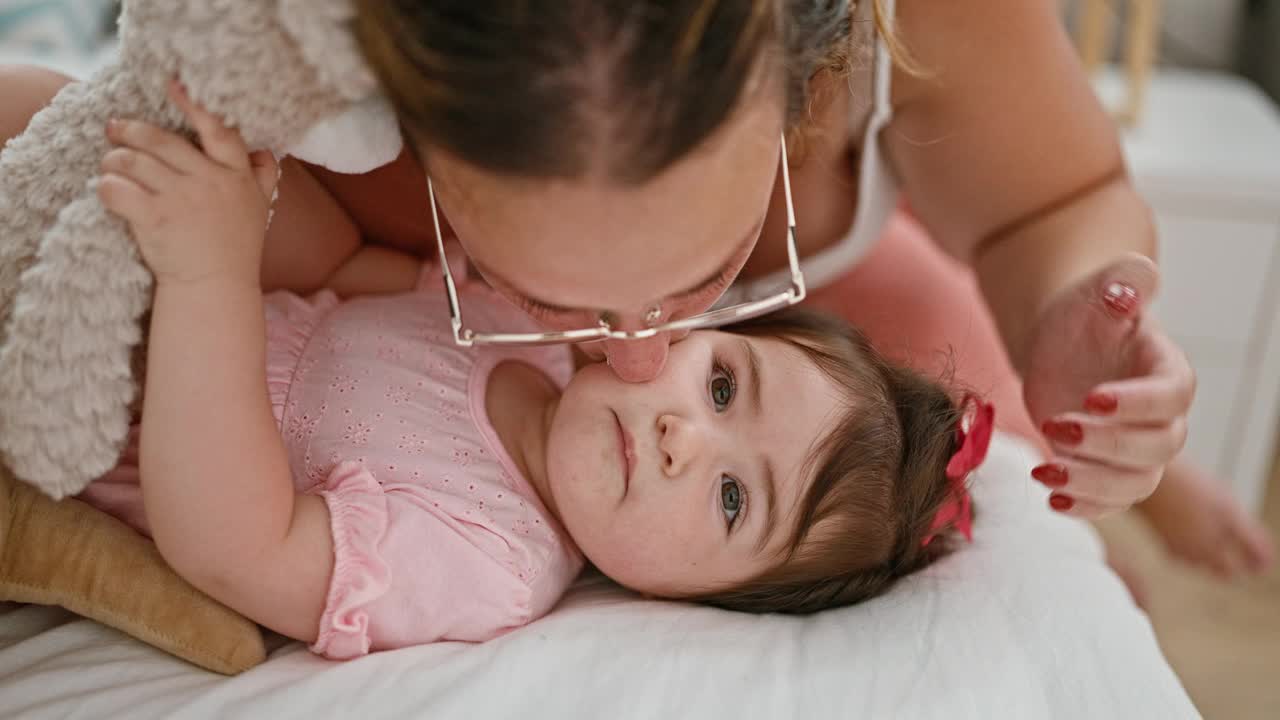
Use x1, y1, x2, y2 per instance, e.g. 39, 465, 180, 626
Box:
98, 82, 333, 642
142, 280, 333, 642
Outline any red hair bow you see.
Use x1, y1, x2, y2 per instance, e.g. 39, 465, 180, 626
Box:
923, 394, 994, 546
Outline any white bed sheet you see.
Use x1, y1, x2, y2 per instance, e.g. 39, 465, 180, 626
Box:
0, 434, 1198, 719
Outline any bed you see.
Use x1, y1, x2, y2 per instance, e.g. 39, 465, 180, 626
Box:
0, 10, 1198, 718
0, 434, 1200, 719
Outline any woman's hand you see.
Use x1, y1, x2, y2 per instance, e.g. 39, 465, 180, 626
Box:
1022, 253, 1195, 518
98, 80, 279, 289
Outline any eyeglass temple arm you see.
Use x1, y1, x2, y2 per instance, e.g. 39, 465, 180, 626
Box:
778, 133, 806, 301
427, 177, 469, 343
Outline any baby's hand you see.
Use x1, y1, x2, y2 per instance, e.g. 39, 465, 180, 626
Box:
98, 80, 279, 289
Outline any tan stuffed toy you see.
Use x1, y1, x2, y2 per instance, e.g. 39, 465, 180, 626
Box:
0, 467, 266, 674
0, 0, 403, 672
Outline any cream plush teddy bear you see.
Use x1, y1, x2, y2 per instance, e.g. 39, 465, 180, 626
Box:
0, 0, 402, 499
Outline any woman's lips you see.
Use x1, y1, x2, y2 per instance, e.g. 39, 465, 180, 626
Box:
613, 410, 635, 499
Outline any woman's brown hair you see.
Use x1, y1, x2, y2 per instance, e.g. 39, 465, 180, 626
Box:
353, 1, 897, 183
697, 307, 971, 613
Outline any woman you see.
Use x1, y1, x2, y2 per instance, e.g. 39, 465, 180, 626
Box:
0, 1, 1266, 571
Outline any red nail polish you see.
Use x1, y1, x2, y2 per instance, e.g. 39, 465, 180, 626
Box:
1085, 392, 1118, 415
1049, 494, 1075, 511
1032, 463, 1069, 488
1042, 420, 1084, 445
1103, 282, 1139, 317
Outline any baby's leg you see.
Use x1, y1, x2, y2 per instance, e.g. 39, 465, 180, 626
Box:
1137, 458, 1275, 579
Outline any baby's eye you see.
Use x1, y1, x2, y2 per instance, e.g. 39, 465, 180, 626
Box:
720, 475, 743, 528
709, 361, 735, 412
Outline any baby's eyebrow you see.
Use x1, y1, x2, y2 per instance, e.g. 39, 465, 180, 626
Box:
756, 456, 778, 555
743, 338, 764, 417
740, 337, 778, 554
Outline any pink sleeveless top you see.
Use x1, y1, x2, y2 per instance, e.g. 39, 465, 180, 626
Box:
82, 263, 583, 659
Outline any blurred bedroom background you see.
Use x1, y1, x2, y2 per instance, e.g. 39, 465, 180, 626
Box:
2, 0, 1279, 717
1057, 3, 1280, 718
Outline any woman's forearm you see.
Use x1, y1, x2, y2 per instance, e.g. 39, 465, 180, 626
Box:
259, 157, 362, 293
973, 175, 1156, 371
139, 279, 296, 584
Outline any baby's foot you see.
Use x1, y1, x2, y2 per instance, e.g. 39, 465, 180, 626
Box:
1139, 457, 1275, 580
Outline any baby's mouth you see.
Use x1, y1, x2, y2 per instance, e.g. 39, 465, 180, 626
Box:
612, 410, 635, 500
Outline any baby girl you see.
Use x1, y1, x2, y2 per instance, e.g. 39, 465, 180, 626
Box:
83, 87, 982, 659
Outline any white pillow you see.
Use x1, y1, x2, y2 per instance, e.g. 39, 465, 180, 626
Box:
0, 434, 1198, 719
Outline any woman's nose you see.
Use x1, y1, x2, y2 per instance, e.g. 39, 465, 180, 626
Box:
603, 335, 671, 383
657, 413, 703, 478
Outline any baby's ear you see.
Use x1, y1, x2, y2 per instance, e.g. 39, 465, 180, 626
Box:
276, 0, 381, 102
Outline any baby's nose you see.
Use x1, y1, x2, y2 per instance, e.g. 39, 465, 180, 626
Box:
657, 413, 701, 477
603, 335, 670, 383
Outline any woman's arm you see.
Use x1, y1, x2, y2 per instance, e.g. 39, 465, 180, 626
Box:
258, 157, 363, 293
261, 160, 426, 297
327, 244, 424, 297
883, 0, 1193, 520
886, 0, 1152, 367
0, 64, 73, 141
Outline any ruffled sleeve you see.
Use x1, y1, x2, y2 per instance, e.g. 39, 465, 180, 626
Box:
308, 461, 392, 660
305, 459, 578, 660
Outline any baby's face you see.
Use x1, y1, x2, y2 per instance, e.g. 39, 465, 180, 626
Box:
546, 330, 844, 597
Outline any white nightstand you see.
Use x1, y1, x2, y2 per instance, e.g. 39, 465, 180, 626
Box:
1095, 68, 1280, 515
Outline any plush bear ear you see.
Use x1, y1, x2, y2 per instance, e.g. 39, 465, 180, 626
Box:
277, 0, 380, 102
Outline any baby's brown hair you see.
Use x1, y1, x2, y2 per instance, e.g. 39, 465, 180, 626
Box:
698, 307, 974, 613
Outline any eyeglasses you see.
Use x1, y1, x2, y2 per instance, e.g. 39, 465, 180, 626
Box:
429, 132, 806, 347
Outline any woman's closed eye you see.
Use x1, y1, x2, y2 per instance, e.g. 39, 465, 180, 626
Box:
518, 296, 585, 324
720, 475, 746, 531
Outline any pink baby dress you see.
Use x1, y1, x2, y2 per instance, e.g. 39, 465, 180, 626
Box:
81, 262, 584, 659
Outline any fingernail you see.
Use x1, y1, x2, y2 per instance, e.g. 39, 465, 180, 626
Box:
1085, 391, 1118, 415
1042, 420, 1083, 446
1032, 463, 1069, 488
1049, 494, 1075, 512
1103, 282, 1139, 317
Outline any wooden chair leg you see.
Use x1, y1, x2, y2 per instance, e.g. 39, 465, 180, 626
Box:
1120, 0, 1162, 126
1075, 0, 1113, 73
